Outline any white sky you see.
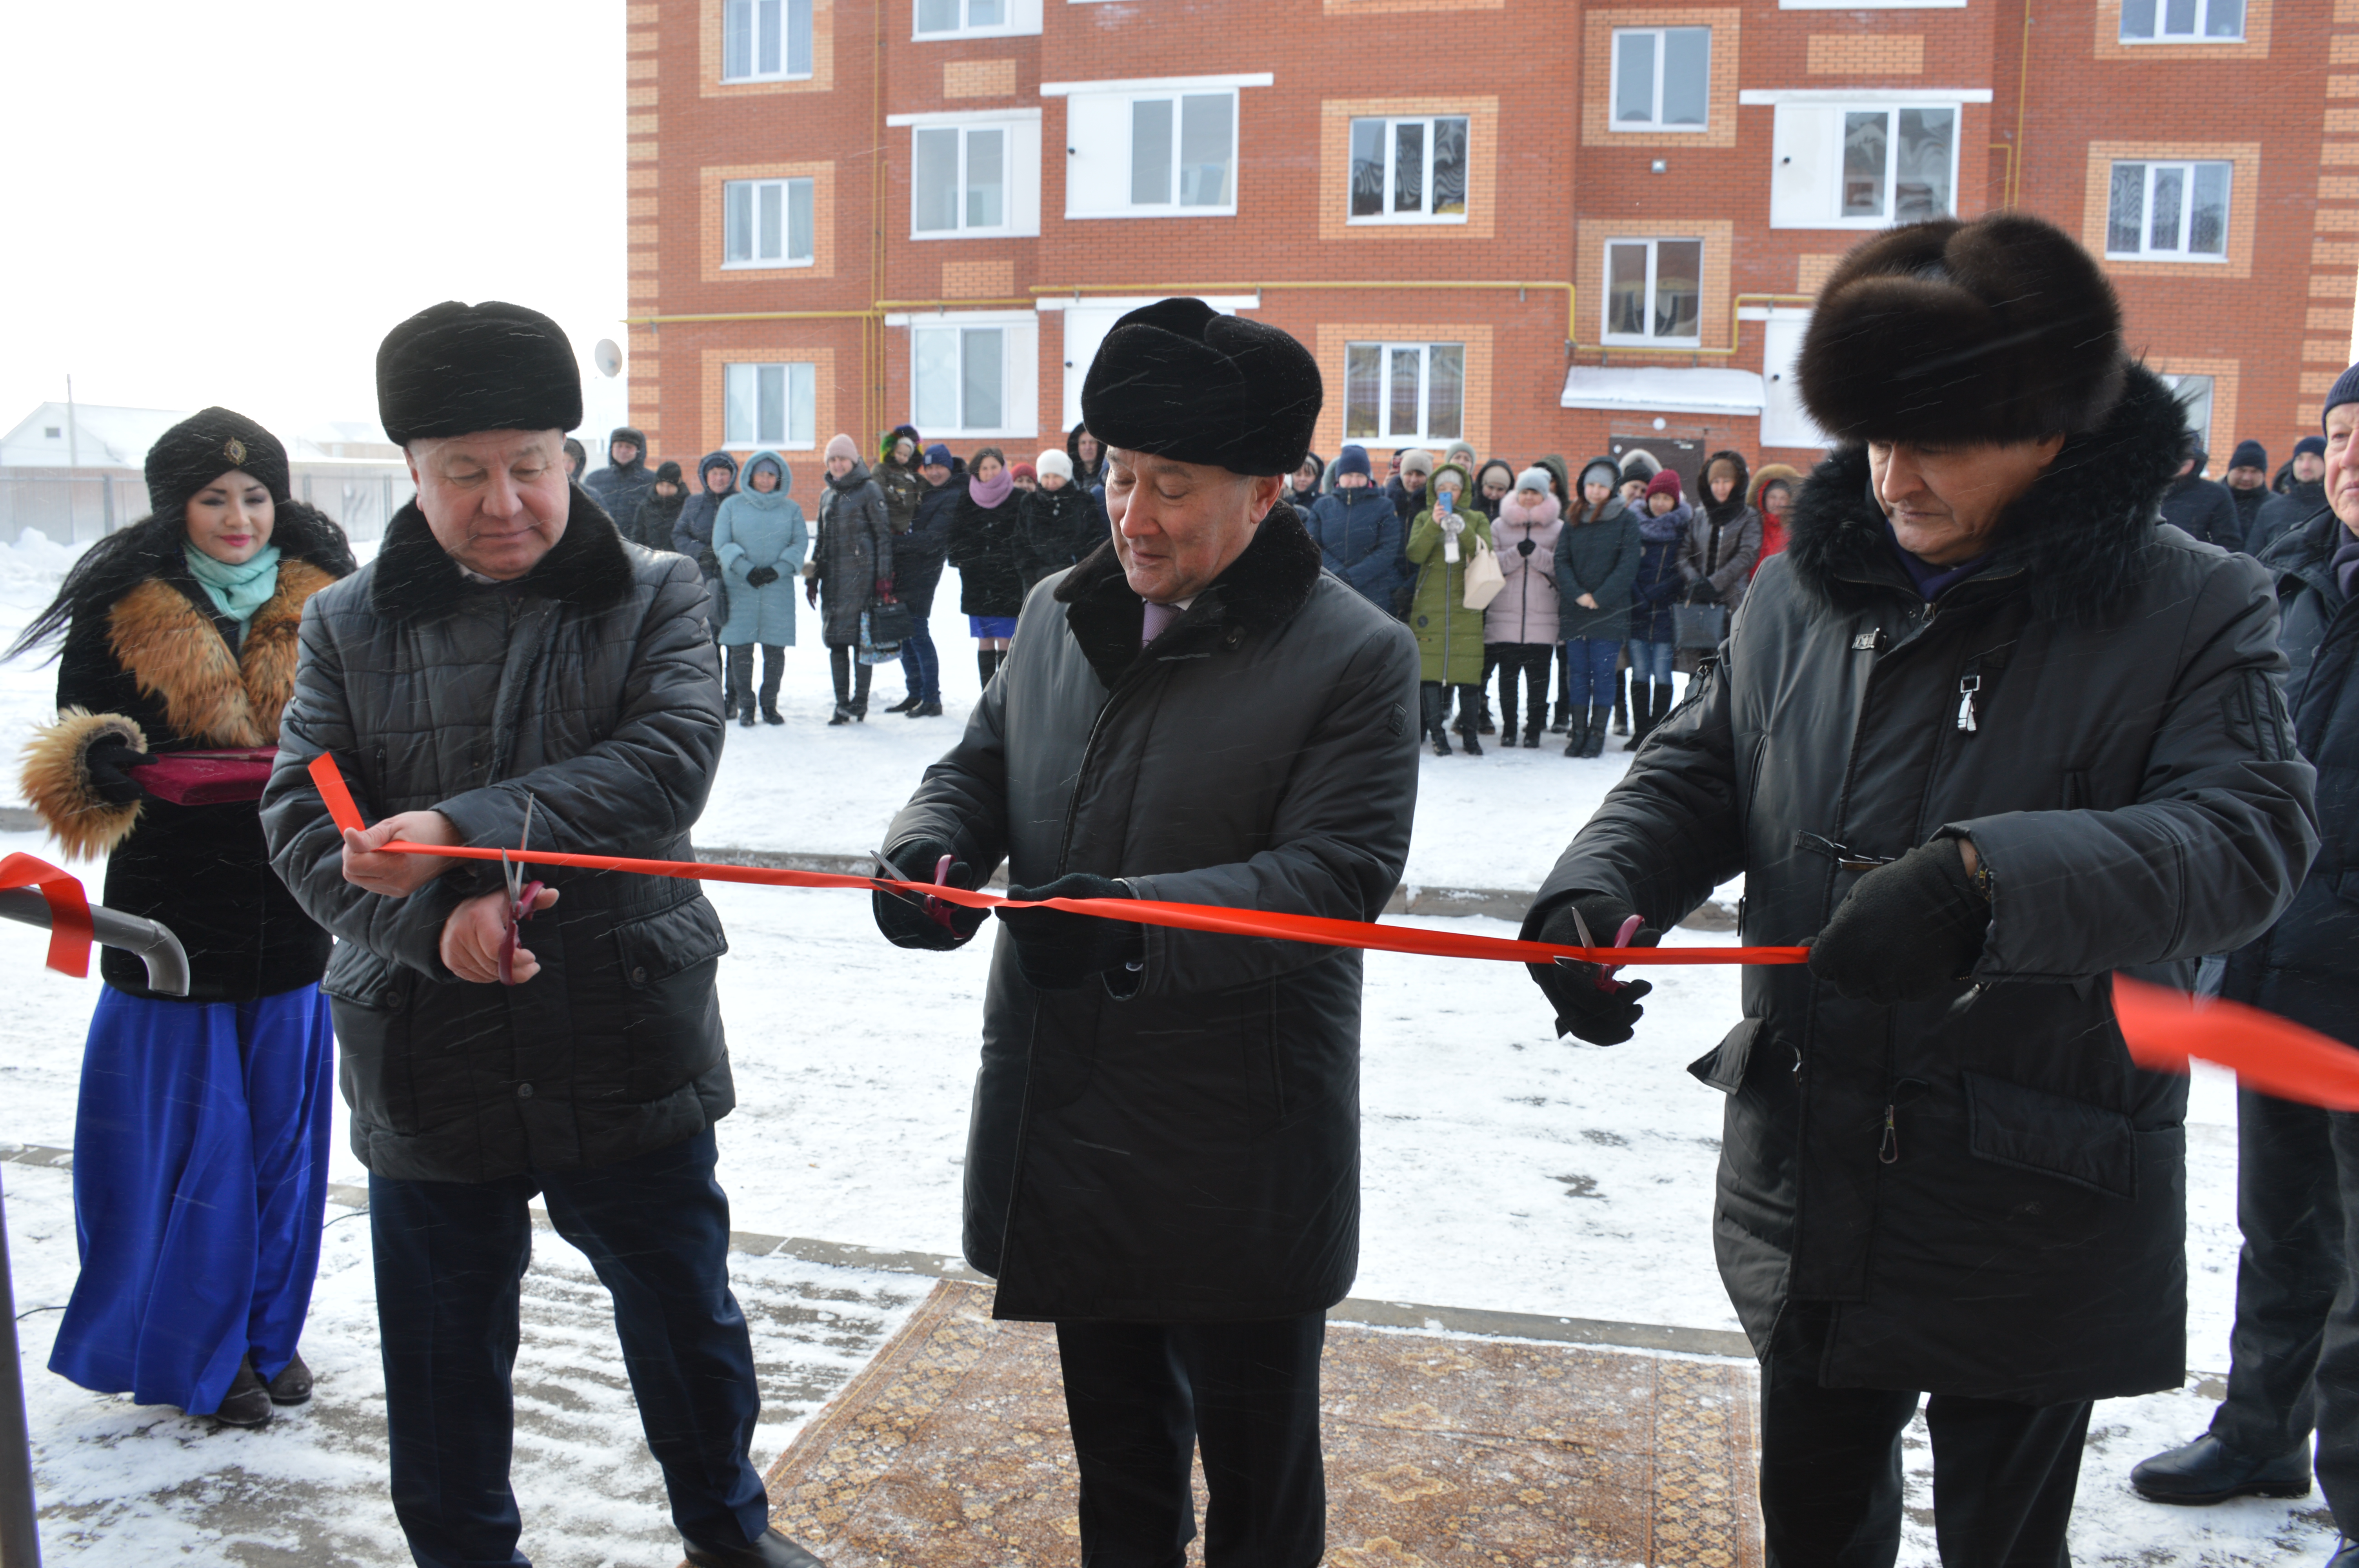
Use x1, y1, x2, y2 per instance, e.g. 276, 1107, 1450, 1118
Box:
1, 0, 629, 442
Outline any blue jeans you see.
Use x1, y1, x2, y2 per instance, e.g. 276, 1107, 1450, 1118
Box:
900, 623, 940, 702
1628, 638, 1675, 685
1564, 638, 1622, 708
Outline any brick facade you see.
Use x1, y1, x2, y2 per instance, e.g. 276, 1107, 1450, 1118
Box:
630, 0, 2338, 483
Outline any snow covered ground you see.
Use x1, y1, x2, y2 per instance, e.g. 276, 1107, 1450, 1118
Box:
0, 532, 2332, 1562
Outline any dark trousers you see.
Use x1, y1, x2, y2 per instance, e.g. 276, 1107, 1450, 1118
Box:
898, 622, 940, 702
369, 1129, 769, 1568
2212, 1087, 2341, 1468
1054, 1313, 1326, 1568
829, 645, 874, 713
1760, 1308, 2091, 1568
725, 643, 784, 713
1489, 642, 1553, 735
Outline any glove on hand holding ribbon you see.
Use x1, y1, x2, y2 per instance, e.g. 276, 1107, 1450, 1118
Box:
871, 840, 989, 951
1807, 837, 1988, 1004
1527, 893, 1660, 1045
998, 873, 1145, 993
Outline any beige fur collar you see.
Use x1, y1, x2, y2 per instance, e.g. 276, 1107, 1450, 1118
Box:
106, 559, 332, 747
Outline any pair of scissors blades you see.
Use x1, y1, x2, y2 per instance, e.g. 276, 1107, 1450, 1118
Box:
872, 847, 966, 933
498, 794, 543, 987
1555, 906, 1647, 992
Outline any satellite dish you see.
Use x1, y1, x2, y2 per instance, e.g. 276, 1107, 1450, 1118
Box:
593, 339, 623, 378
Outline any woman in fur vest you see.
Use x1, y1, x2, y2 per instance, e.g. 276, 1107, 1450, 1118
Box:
12, 408, 354, 1429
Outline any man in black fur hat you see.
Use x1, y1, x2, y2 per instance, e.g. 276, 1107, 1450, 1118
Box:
874, 298, 1419, 1563
1521, 214, 2318, 1559
262, 301, 819, 1568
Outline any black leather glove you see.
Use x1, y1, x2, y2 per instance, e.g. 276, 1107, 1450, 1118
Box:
998, 874, 1145, 993
83, 735, 147, 807
1527, 893, 1660, 1045
1516, 538, 1536, 557
1808, 837, 1988, 1004
872, 840, 990, 951
1687, 581, 1721, 606
745, 564, 780, 588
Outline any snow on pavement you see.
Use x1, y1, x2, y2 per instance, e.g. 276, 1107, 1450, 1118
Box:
0, 534, 2328, 1561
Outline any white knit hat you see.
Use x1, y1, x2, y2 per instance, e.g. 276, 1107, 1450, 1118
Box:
1036, 448, 1074, 480
1516, 466, 1553, 496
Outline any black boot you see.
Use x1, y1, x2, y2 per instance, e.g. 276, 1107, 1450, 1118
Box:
1422, 684, 1452, 756
266, 1350, 313, 1406
683, 1526, 830, 1568
1581, 705, 1611, 758
1623, 681, 1655, 752
1456, 686, 1484, 755
214, 1357, 272, 1428
2129, 1433, 2312, 1505
1611, 669, 1630, 735
885, 693, 920, 714
740, 706, 758, 728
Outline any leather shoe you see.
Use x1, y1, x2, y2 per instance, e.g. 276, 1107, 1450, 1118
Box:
2129, 1432, 2310, 1505
265, 1350, 313, 1405
684, 1526, 828, 1567
213, 1357, 272, 1428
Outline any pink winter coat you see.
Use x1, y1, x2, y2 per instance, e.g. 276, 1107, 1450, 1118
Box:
1483, 495, 1563, 645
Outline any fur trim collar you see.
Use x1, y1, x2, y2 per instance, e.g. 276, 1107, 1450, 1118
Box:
1053, 500, 1325, 688
1783, 361, 2186, 623
109, 558, 334, 747
371, 484, 634, 621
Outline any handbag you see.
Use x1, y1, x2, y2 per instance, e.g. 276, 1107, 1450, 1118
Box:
857, 606, 909, 665
1672, 599, 1730, 650
865, 598, 916, 645
1462, 533, 1505, 611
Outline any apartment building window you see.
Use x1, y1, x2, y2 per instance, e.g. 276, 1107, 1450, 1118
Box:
1840, 107, 1954, 220
2163, 373, 2215, 450
1343, 343, 1465, 445
2106, 160, 2230, 259
725, 362, 817, 450
1603, 240, 1703, 345
894, 112, 1043, 237
909, 317, 1044, 438
723, 0, 814, 80
2120, 0, 2244, 40
912, 0, 1041, 39
724, 178, 814, 267
1347, 115, 1468, 223
1611, 29, 1710, 131
1064, 89, 1239, 217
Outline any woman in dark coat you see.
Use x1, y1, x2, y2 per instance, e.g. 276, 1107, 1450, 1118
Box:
875, 425, 925, 536
1554, 456, 1641, 759
1014, 448, 1102, 591
1280, 451, 1325, 517
15, 408, 353, 1429
672, 450, 737, 702
627, 461, 687, 554
1066, 422, 1109, 492
809, 433, 894, 724
1627, 470, 1689, 752
947, 446, 1026, 688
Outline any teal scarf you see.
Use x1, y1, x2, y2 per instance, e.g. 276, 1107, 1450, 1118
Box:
183, 543, 283, 627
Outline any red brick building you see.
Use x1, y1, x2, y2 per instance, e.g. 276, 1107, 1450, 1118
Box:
624, 0, 2337, 490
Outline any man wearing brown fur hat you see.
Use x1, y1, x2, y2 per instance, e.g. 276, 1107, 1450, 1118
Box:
1521, 213, 2317, 1558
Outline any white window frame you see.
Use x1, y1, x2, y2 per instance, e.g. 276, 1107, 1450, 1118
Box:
1601, 238, 1705, 347
722, 178, 815, 269
1341, 341, 1467, 448
2105, 159, 2233, 262
1346, 113, 1471, 225
1608, 27, 1712, 133
889, 310, 1040, 441
2119, 0, 2245, 42
889, 110, 1042, 240
722, 0, 814, 81
723, 362, 818, 452
1765, 96, 1969, 230
1047, 76, 1270, 221
2161, 373, 2216, 452
912, 0, 1042, 40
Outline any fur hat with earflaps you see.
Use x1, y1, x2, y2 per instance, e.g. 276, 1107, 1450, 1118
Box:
1798, 214, 2126, 447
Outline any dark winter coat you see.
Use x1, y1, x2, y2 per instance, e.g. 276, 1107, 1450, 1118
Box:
1015, 483, 1104, 592
2224, 508, 2359, 1044
876, 453, 924, 537
262, 490, 734, 1184
627, 484, 685, 556
883, 506, 1421, 1321
672, 453, 738, 582
899, 463, 964, 617
2161, 471, 2243, 552
2228, 483, 2269, 550
22, 508, 351, 1001
948, 487, 1025, 619
1066, 424, 1110, 494
812, 461, 894, 648
1629, 511, 1687, 644
1385, 475, 1427, 529
584, 448, 657, 528
1306, 484, 1407, 613
1280, 452, 1325, 519
2252, 480, 2327, 559
1525, 364, 2317, 1404
1680, 455, 1765, 612
1555, 496, 1641, 642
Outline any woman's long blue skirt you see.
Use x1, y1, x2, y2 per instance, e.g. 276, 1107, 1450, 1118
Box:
48, 984, 334, 1416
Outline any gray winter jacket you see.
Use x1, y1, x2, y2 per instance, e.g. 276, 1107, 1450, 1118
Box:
1678, 503, 1764, 611
1525, 365, 2317, 1404
262, 492, 734, 1183
812, 461, 894, 648
881, 508, 1421, 1323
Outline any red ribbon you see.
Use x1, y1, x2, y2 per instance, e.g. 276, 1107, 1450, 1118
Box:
307, 753, 1809, 969
2115, 974, 2359, 1110
0, 853, 93, 979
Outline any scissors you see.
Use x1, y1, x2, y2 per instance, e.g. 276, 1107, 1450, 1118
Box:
1556, 905, 1647, 993
498, 793, 544, 987
871, 846, 967, 934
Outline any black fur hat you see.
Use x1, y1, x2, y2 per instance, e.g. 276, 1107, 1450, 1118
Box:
1798, 214, 2126, 446
1080, 298, 1322, 477
377, 301, 583, 446
144, 407, 289, 520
